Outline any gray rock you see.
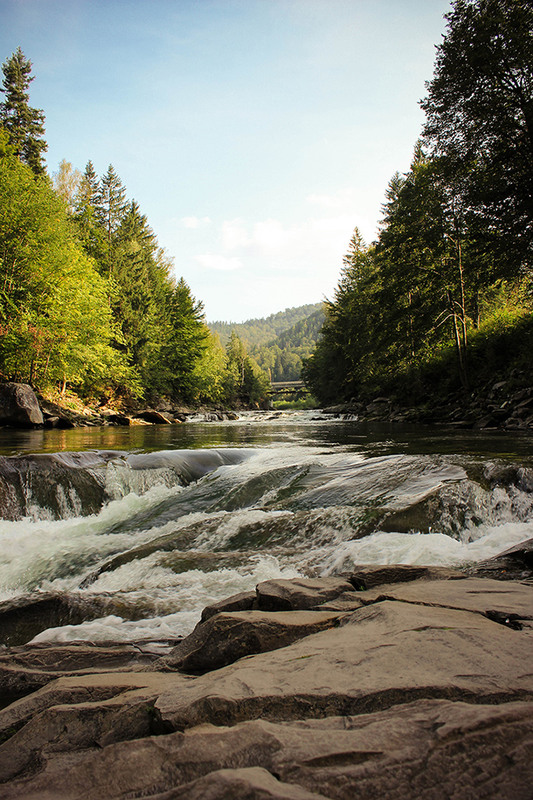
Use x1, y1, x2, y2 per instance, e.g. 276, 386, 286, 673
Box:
469, 537, 533, 580
0, 641, 159, 704
135, 409, 173, 424
1, 697, 532, 798
1, 575, 533, 797
353, 576, 533, 623
0, 383, 43, 427
162, 610, 344, 673
201, 591, 257, 622
156, 599, 533, 731
256, 577, 355, 611
348, 565, 460, 590
148, 767, 332, 799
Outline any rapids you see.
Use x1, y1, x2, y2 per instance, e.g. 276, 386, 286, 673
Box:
0, 410, 532, 645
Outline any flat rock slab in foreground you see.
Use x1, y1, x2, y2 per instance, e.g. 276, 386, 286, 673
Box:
163, 610, 345, 673
0, 573, 531, 798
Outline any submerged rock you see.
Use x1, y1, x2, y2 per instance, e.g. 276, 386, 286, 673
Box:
0, 383, 43, 427
0, 592, 113, 647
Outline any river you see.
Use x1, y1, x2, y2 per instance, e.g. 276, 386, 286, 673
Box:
1, 410, 532, 646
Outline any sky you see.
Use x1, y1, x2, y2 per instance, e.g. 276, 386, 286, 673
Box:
1, 0, 452, 322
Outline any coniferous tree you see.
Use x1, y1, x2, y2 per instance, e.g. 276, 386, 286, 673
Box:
0, 48, 47, 175
95, 164, 127, 276
73, 160, 104, 261
421, 0, 533, 266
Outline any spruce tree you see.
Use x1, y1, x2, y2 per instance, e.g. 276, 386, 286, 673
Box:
95, 164, 127, 275
0, 48, 47, 176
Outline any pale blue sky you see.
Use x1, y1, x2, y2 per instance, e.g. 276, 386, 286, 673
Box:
1, 0, 452, 321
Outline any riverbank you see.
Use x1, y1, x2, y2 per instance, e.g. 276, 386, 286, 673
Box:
325, 379, 533, 432
0, 382, 243, 430
0, 540, 531, 798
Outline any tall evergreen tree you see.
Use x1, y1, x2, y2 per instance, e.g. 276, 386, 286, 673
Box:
73, 160, 104, 261
421, 0, 533, 266
95, 164, 127, 276
0, 48, 47, 176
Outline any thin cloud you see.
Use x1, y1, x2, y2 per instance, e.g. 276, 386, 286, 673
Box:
195, 253, 243, 271
181, 216, 212, 229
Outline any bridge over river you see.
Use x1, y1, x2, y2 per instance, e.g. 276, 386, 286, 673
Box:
268, 380, 309, 397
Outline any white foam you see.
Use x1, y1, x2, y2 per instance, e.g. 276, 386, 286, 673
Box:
30, 554, 301, 644
322, 521, 533, 573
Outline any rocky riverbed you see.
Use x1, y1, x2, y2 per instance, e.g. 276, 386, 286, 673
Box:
0, 540, 531, 799
325, 380, 533, 432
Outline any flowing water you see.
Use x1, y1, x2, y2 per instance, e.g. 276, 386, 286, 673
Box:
1, 410, 532, 646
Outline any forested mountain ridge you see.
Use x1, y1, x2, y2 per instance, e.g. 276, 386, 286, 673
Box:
208, 303, 324, 382
252, 308, 325, 382
304, 0, 533, 413
208, 303, 323, 348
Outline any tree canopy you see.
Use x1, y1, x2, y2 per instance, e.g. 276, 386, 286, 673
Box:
0, 47, 47, 175
305, 0, 533, 406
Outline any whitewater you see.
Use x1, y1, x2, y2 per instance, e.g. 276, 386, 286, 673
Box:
0, 410, 532, 646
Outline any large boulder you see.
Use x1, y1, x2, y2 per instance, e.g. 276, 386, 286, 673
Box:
256, 577, 356, 611
0, 383, 43, 427
469, 537, 533, 581
162, 610, 344, 673
201, 590, 257, 622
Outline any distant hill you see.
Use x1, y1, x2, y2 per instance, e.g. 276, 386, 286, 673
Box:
208, 303, 325, 382
252, 307, 325, 381
208, 303, 324, 348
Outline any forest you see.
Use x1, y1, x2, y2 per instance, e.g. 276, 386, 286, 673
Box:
304, 0, 533, 407
209, 303, 324, 382
2, 0, 531, 415
0, 48, 269, 408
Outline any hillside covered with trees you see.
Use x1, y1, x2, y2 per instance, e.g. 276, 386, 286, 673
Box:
0, 48, 269, 408
304, 0, 533, 409
209, 303, 324, 382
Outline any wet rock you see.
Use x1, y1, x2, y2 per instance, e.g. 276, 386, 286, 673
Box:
0, 383, 43, 427
0, 593, 112, 647
0, 641, 160, 706
256, 577, 355, 611
469, 537, 533, 580
0, 451, 118, 521
347, 565, 461, 590
105, 413, 131, 426
201, 591, 256, 622
135, 410, 173, 424
162, 610, 344, 673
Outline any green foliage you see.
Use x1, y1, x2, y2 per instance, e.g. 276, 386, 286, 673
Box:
222, 332, 269, 405
209, 303, 323, 348
421, 0, 533, 267
0, 48, 47, 176
0, 44, 219, 405
0, 138, 134, 393
305, 0, 533, 407
252, 308, 325, 381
